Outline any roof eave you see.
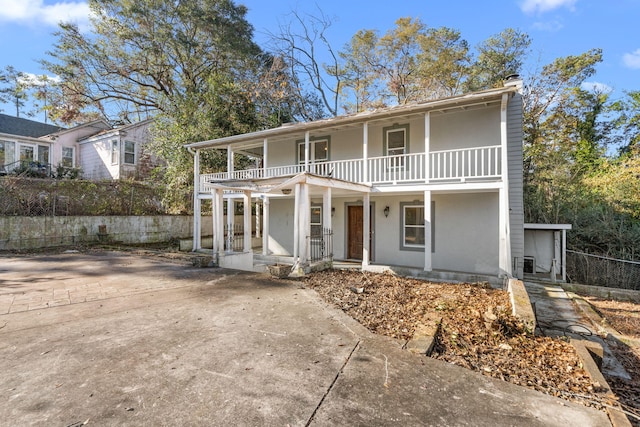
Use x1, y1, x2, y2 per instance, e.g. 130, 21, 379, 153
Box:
184, 86, 516, 150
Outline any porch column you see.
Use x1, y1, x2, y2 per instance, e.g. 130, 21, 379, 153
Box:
243, 191, 252, 252
192, 149, 201, 251
304, 131, 310, 172
322, 187, 332, 232
262, 197, 270, 256
255, 200, 261, 239
227, 144, 234, 179
299, 183, 310, 265
424, 112, 430, 183
213, 189, 224, 257
362, 192, 370, 267
293, 183, 301, 262
211, 190, 217, 255
363, 122, 369, 183
322, 187, 332, 259
424, 190, 432, 271
561, 228, 568, 282
263, 138, 268, 175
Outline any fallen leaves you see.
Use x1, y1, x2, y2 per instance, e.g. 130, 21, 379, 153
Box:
304, 270, 603, 409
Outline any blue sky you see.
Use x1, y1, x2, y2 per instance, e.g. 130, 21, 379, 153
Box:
1, 0, 639, 121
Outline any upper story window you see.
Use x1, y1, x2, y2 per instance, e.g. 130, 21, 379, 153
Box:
384, 124, 409, 157
111, 140, 119, 165
297, 137, 329, 164
384, 124, 409, 169
124, 140, 136, 165
61, 147, 75, 168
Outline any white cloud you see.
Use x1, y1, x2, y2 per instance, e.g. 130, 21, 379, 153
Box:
0, 0, 91, 30
520, 0, 577, 14
19, 73, 61, 86
581, 81, 612, 94
622, 49, 640, 69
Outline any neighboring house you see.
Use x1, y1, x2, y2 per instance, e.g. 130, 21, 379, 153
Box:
52, 119, 155, 180
0, 115, 157, 180
186, 77, 526, 282
0, 114, 64, 175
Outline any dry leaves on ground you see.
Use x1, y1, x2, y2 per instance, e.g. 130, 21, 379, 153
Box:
304, 270, 607, 410
582, 296, 640, 425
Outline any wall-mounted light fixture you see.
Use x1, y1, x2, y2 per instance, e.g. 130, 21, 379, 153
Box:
383, 206, 390, 217
281, 188, 292, 195
331, 207, 336, 216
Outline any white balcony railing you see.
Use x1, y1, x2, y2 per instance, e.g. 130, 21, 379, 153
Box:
200, 145, 502, 191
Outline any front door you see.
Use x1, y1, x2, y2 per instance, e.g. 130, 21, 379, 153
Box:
347, 205, 372, 260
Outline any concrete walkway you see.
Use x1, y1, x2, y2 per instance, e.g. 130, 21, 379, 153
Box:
0, 252, 611, 426
524, 281, 631, 380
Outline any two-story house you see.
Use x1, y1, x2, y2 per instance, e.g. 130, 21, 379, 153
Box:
186, 77, 525, 282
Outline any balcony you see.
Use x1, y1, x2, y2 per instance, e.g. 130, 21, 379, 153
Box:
200, 145, 502, 192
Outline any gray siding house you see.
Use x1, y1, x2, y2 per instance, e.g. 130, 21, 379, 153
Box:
187, 78, 525, 282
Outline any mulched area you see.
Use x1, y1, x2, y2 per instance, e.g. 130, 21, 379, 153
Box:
304, 270, 623, 413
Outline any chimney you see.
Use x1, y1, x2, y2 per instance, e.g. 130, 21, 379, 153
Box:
504, 74, 523, 91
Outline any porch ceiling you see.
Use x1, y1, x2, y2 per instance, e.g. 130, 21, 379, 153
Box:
207, 172, 371, 197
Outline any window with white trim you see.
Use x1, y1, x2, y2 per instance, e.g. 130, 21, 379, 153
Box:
403, 204, 425, 248
111, 140, 119, 165
310, 205, 322, 236
400, 201, 435, 252
19, 144, 34, 162
384, 124, 409, 168
38, 145, 49, 164
61, 147, 74, 167
124, 140, 136, 165
297, 137, 329, 164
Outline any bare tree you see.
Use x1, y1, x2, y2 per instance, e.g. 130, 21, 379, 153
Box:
267, 8, 341, 120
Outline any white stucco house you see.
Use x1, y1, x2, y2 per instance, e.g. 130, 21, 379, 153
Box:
0, 115, 158, 180
186, 77, 526, 283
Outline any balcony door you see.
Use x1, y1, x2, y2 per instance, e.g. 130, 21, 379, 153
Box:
347, 205, 372, 261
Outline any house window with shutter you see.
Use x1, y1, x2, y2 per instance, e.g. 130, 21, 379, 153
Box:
400, 201, 435, 252
383, 124, 409, 168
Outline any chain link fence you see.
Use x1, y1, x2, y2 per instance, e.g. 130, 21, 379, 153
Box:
566, 250, 640, 290
0, 177, 167, 216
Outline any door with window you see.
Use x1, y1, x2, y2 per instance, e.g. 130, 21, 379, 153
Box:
347, 205, 373, 260
298, 137, 329, 175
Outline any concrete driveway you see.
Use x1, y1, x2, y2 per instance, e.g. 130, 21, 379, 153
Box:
0, 251, 610, 426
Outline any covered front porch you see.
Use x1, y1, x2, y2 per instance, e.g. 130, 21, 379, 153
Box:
192, 172, 373, 275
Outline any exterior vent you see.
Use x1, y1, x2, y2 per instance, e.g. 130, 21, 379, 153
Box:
523, 256, 536, 274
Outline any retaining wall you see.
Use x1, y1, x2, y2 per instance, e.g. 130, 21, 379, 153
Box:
0, 216, 212, 250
